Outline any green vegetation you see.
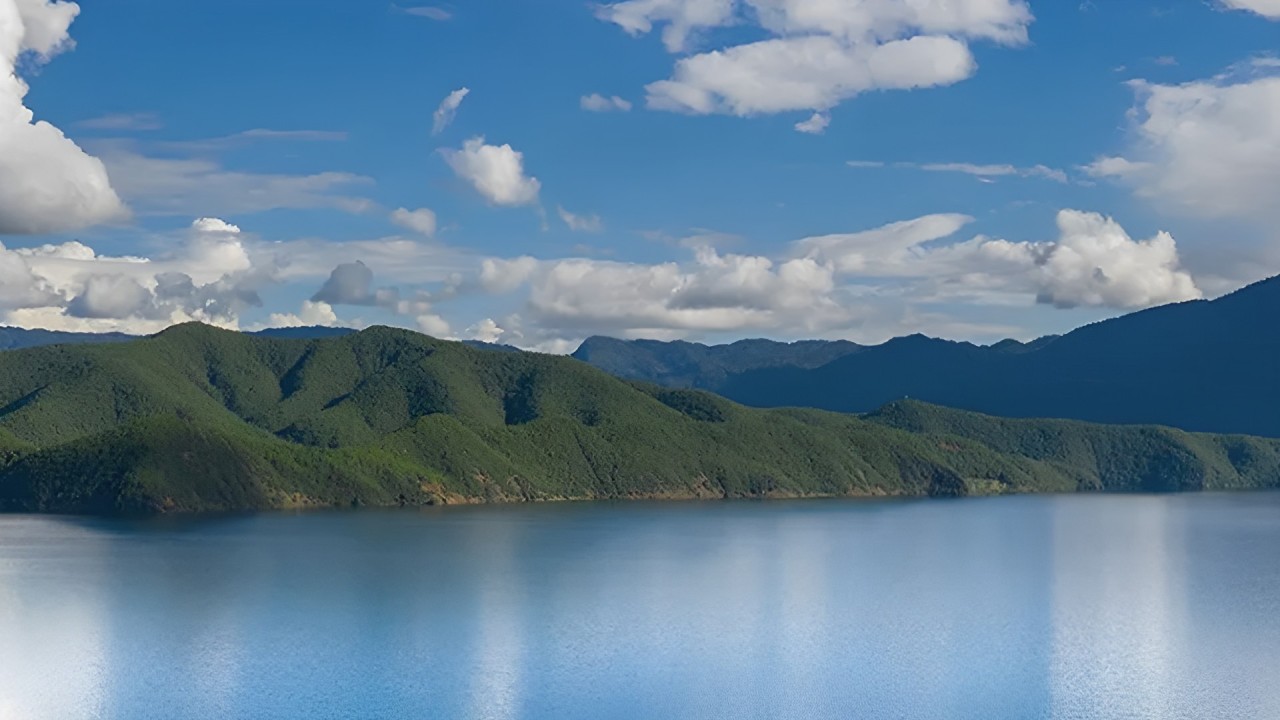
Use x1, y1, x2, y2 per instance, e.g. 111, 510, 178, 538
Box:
0, 324, 1275, 515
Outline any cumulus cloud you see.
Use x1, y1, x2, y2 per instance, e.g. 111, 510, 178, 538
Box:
794, 112, 830, 134
597, 0, 1031, 118
580, 94, 633, 112
1085, 68, 1280, 225
795, 210, 1201, 309
557, 207, 603, 232
1030, 211, 1201, 309
312, 261, 378, 306
648, 35, 977, 115
1221, 0, 1280, 18
391, 207, 438, 236
264, 300, 339, 329
415, 313, 451, 336
66, 274, 152, 319
432, 87, 470, 135
595, 0, 736, 52
0, 0, 128, 234
481, 245, 849, 339
474, 209, 1199, 344
443, 137, 541, 206
1, 217, 273, 333
464, 317, 505, 344
0, 242, 60, 310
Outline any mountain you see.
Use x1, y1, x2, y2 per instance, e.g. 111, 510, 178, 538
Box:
250, 326, 357, 340
0, 327, 134, 350
0, 324, 526, 354
576, 275, 1280, 438
572, 336, 864, 388
1, 324, 1274, 515
0, 325, 357, 350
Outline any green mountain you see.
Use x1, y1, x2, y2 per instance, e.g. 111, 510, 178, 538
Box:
577, 274, 1280, 438
0, 324, 1276, 516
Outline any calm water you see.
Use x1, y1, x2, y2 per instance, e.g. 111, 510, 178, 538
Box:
2, 494, 1279, 720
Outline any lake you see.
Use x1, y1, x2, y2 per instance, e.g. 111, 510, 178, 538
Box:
1, 494, 1278, 719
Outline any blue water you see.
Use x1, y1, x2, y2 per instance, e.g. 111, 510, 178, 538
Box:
2, 494, 1279, 720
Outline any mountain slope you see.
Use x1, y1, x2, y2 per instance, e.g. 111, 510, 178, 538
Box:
586, 275, 1280, 437
2, 324, 1276, 515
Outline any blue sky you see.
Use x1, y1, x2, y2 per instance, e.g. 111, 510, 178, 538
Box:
1, 0, 1278, 350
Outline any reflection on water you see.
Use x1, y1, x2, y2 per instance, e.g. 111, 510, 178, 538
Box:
1, 495, 1279, 720
1049, 497, 1188, 719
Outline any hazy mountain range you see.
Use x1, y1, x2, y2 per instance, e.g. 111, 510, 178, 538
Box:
575, 274, 1280, 438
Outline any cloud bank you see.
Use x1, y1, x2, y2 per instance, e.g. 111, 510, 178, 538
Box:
0, 0, 127, 234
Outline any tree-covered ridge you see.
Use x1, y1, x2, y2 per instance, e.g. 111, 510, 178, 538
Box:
0, 324, 1275, 515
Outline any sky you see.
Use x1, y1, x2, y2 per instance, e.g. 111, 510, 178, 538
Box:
1, 0, 1278, 352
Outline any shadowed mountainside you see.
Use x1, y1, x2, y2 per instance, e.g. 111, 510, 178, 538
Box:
577, 275, 1280, 438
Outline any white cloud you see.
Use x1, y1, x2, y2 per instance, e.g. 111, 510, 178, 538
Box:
76, 112, 163, 131
1029, 210, 1201, 309
480, 256, 539, 293
1221, 0, 1280, 18
557, 206, 603, 233
747, 0, 1032, 43
916, 162, 1068, 183
432, 87, 470, 135
464, 318, 505, 344
415, 313, 451, 336
442, 137, 541, 206
391, 207, 438, 237
191, 217, 241, 235
794, 111, 830, 134
599, 0, 1032, 118
472, 209, 1200, 344
267, 235, 471, 285
595, 0, 736, 52
263, 300, 338, 329
312, 261, 378, 306
847, 159, 1068, 182
95, 142, 375, 216
1085, 70, 1280, 225
795, 214, 977, 275
401, 5, 452, 21
580, 94, 633, 112
0, 216, 274, 333
648, 35, 977, 115
0, 0, 128, 234
0, 242, 60, 310
155, 129, 348, 154
795, 210, 1201, 309
66, 274, 152, 319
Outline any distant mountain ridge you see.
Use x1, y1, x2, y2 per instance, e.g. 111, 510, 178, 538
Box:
577, 275, 1280, 437
2, 324, 1277, 516
0, 325, 519, 353
572, 336, 865, 388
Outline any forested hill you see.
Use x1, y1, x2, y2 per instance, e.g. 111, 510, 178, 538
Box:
0, 324, 1277, 516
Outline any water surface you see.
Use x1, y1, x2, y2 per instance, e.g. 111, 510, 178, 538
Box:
2, 494, 1278, 719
